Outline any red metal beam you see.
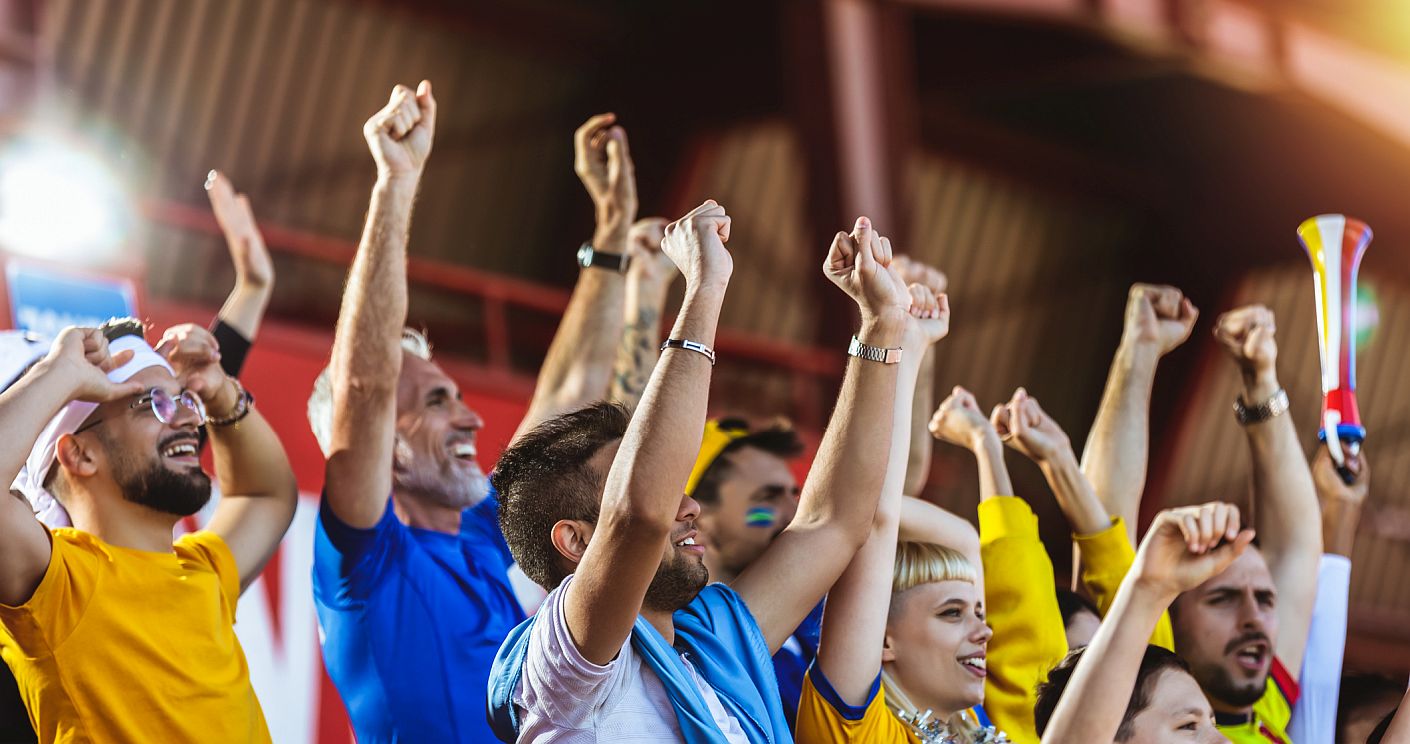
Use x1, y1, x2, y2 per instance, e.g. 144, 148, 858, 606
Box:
140, 198, 845, 380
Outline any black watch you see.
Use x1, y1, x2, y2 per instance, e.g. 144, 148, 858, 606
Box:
577, 243, 629, 273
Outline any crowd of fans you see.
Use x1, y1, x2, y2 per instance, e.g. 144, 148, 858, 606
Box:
0, 79, 1402, 743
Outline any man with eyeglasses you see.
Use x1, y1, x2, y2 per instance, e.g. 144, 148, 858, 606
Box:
0, 318, 296, 742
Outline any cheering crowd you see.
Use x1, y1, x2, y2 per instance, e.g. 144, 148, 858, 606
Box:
0, 80, 1401, 744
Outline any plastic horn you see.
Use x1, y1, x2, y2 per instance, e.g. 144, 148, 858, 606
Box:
1296, 214, 1371, 480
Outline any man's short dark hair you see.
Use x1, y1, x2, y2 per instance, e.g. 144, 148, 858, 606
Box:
493, 402, 631, 590
1056, 588, 1101, 630
1035, 644, 1191, 742
692, 417, 803, 506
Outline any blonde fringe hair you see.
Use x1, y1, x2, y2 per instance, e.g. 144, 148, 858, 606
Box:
882, 541, 983, 744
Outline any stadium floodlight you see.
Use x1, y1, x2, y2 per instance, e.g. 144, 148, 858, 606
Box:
0, 135, 133, 264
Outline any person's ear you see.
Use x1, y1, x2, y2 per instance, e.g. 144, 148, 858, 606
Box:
550, 520, 594, 568
881, 631, 898, 663
392, 435, 413, 474
54, 433, 100, 480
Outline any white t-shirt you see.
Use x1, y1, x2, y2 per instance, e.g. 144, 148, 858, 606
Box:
514, 576, 750, 743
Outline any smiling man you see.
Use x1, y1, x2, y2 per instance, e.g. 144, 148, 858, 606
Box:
0, 320, 297, 742
308, 82, 647, 743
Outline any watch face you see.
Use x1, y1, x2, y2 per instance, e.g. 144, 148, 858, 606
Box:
577, 244, 593, 267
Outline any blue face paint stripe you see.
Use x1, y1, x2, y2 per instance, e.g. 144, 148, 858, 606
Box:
745, 506, 776, 528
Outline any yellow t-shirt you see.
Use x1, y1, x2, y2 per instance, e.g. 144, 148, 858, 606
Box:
1073, 516, 1175, 651
1215, 659, 1298, 744
795, 666, 919, 744
0, 528, 270, 743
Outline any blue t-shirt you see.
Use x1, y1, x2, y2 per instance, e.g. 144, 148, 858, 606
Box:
313, 490, 526, 744
772, 600, 824, 732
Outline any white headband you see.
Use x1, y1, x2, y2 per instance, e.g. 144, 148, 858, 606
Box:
12, 334, 173, 527
0, 331, 48, 391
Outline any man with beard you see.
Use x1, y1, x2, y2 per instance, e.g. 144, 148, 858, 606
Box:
488, 204, 914, 741
308, 82, 652, 742
0, 319, 297, 742
1167, 305, 1321, 744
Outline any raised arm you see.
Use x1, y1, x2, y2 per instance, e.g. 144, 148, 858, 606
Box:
323, 82, 437, 529
1081, 284, 1197, 542
891, 256, 947, 498
1212, 305, 1321, 674
0, 329, 142, 605
1041, 503, 1254, 743
609, 217, 675, 408
814, 281, 947, 702
993, 388, 1109, 536
1287, 447, 1368, 743
206, 171, 275, 342
511, 115, 638, 442
732, 216, 912, 652
564, 200, 732, 665
159, 324, 296, 591
929, 387, 1014, 504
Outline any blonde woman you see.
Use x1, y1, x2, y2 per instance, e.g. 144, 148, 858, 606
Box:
796, 306, 1064, 744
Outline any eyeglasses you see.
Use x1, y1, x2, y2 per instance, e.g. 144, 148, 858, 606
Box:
74, 388, 208, 434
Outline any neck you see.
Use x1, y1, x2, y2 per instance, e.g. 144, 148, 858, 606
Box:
642, 607, 676, 646
392, 490, 463, 534
70, 497, 181, 553
703, 554, 737, 585
1210, 697, 1255, 718
880, 661, 966, 722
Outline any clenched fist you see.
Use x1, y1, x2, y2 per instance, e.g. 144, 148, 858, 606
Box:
929, 386, 996, 451
575, 113, 637, 234
1123, 284, 1197, 357
661, 201, 732, 293
1133, 502, 1255, 600
822, 216, 910, 324
364, 81, 437, 180
1213, 305, 1278, 379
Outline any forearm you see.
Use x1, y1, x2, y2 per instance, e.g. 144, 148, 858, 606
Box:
602, 286, 723, 522
902, 346, 936, 497
791, 315, 905, 533
814, 352, 916, 701
1081, 344, 1157, 542
1043, 581, 1169, 743
0, 362, 78, 486
515, 268, 626, 438
609, 277, 669, 408
1242, 372, 1322, 569
1320, 497, 1362, 558
330, 177, 416, 396
973, 432, 1014, 502
217, 280, 272, 341
207, 404, 297, 502
1040, 448, 1110, 536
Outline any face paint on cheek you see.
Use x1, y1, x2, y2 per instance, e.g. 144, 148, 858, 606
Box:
745, 506, 777, 529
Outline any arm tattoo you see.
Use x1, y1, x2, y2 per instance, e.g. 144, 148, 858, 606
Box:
611, 306, 660, 406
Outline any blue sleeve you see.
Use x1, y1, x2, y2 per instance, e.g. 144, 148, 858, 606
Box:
806, 664, 880, 722
312, 494, 404, 607
462, 484, 512, 565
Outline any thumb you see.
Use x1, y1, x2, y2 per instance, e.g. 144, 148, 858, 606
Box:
111, 379, 146, 399
853, 217, 875, 274
416, 80, 437, 133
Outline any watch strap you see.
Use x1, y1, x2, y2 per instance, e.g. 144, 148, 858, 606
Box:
847, 336, 902, 365
1233, 387, 1289, 426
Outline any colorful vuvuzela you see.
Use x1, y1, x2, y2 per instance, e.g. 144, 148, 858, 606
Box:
1296, 215, 1372, 476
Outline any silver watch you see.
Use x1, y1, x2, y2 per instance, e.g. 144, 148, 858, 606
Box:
1233, 388, 1289, 426
847, 335, 902, 365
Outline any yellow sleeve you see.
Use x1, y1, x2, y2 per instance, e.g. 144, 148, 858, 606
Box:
175, 530, 241, 612
0, 529, 99, 652
978, 497, 1068, 744
795, 665, 913, 744
1072, 517, 1174, 651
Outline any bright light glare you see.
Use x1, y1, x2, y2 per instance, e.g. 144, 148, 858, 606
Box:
0, 137, 133, 263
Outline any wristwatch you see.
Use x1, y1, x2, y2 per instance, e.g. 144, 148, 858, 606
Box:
577, 243, 629, 273
847, 335, 902, 365
1233, 387, 1289, 426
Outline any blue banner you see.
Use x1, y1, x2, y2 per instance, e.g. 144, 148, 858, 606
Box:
5, 261, 137, 338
